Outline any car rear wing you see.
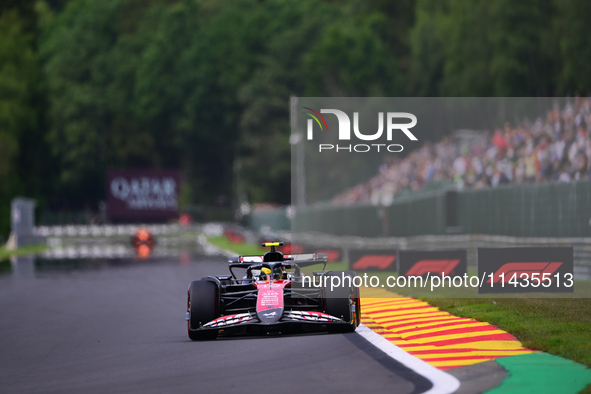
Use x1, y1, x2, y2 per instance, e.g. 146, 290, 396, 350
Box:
228, 253, 327, 265
228, 253, 328, 275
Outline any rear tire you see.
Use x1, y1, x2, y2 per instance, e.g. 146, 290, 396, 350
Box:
324, 270, 360, 333
187, 280, 219, 340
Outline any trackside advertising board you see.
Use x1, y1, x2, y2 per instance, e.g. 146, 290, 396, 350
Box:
397, 249, 467, 278
107, 169, 181, 220
349, 249, 397, 271
478, 247, 574, 294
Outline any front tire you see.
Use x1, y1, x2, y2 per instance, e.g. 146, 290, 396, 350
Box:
187, 280, 219, 340
324, 270, 360, 333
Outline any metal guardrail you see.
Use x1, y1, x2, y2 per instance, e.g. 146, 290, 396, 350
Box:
40, 244, 190, 259
42, 244, 132, 259
35, 224, 197, 259
35, 224, 183, 238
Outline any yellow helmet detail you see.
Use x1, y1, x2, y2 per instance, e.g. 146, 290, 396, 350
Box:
260, 267, 271, 279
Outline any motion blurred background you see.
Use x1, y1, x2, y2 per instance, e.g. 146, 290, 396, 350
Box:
2, 3, 591, 386
1, 0, 591, 240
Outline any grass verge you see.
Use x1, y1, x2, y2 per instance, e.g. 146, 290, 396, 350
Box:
0, 244, 48, 260
424, 297, 591, 368
206, 236, 267, 256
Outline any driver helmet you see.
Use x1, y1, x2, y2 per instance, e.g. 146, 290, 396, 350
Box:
260, 267, 271, 280
273, 265, 285, 280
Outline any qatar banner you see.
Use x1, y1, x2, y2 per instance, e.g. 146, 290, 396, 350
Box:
107, 169, 181, 220
478, 247, 573, 294
398, 249, 467, 278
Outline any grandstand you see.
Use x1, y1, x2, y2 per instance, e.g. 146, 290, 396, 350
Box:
333, 97, 591, 206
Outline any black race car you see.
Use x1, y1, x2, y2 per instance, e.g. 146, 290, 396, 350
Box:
186, 242, 361, 340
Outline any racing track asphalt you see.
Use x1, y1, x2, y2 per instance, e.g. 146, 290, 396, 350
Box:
0, 255, 432, 394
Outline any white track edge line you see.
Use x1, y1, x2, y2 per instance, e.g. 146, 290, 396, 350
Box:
356, 324, 460, 394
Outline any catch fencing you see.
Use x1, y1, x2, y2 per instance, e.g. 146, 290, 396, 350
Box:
292, 180, 591, 238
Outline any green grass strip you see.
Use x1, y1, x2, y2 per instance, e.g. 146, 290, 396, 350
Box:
486, 353, 591, 394
0, 244, 48, 260
205, 236, 267, 256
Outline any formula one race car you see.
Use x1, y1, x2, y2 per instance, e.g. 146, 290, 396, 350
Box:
186, 242, 361, 340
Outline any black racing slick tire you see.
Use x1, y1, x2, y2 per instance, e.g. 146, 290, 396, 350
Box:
324, 270, 360, 333
187, 280, 219, 341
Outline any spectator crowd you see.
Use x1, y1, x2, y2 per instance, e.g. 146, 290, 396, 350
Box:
333, 97, 591, 205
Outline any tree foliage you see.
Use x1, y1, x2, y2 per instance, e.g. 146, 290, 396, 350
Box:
411, 0, 558, 96
0, 9, 39, 237
0, 0, 591, 234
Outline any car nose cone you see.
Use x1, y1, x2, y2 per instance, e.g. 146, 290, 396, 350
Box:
257, 307, 283, 323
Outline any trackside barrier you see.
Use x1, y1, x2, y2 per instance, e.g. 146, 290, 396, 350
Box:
349, 249, 397, 271
40, 243, 188, 259
292, 180, 591, 238
288, 232, 591, 280
35, 224, 195, 259
34, 224, 183, 238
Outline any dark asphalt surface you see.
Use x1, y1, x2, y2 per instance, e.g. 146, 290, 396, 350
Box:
0, 254, 431, 394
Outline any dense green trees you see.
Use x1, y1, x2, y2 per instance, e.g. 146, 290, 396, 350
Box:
0, 0, 591, 235
0, 6, 42, 238
411, 0, 557, 96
